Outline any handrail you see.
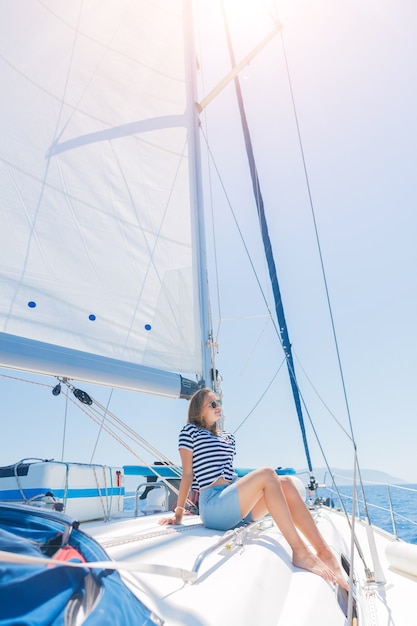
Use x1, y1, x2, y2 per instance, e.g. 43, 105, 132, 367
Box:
386, 485, 398, 539
134, 482, 169, 517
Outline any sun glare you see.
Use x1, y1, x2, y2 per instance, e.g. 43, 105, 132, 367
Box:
220, 0, 279, 50
222, 0, 269, 23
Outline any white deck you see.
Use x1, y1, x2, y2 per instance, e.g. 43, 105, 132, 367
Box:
82, 505, 417, 626
82, 514, 376, 626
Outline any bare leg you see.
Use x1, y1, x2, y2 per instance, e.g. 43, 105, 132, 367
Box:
279, 476, 348, 588
237, 468, 348, 589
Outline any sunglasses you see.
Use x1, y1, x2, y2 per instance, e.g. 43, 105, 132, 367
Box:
208, 399, 222, 409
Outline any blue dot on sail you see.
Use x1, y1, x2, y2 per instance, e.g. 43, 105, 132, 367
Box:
144, 324, 152, 331
28, 301, 37, 308
89, 314, 96, 321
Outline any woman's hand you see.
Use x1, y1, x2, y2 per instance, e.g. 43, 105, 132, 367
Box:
158, 505, 185, 525
158, 515, 182, 526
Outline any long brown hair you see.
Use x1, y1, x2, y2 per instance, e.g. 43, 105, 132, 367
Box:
187, 387, 219, 435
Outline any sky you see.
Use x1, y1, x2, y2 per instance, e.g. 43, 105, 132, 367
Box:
1, 0, 417, 486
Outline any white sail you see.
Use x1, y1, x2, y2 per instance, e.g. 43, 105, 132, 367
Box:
0, 0, 206, 395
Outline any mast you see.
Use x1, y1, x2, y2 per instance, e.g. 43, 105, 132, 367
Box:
183, 0, 215, 390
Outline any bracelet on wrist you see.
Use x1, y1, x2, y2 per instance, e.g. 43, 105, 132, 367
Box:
175, 505, 185, 512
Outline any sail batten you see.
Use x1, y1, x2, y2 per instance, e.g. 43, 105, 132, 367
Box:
46, 115, 187, 157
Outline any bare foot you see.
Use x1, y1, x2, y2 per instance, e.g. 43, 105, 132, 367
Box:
292, 547, 337, 584
316, 546, 349, 590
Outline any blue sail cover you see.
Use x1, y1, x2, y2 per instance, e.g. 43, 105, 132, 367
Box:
0, 507, 158, 626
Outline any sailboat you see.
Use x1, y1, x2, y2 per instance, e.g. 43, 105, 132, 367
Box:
1, 0, 417, 624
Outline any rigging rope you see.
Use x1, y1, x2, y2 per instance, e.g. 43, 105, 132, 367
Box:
90, 387, 114, 464
0, 372, 186, 502
273, 10, 374, 562
55, 379, 200, 508
220, 2, 313, 472
60, 388, 69, 462
277, 18, 359, 454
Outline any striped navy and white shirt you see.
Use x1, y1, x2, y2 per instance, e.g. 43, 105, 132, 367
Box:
178, 423, 236, 491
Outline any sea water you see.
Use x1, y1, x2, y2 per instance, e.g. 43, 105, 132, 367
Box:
317, 483, 417, 544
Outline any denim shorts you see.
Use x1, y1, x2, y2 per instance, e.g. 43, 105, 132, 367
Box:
198, 479, 253, 531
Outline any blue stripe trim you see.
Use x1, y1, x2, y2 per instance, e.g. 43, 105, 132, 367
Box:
123, 465, 182, 477
0, 487, 124, 500
123, 465, 296, 477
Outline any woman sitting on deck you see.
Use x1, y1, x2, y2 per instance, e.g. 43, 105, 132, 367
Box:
159, 387, 348, 589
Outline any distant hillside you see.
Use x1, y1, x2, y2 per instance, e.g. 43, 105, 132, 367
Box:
296, 468, 407, 486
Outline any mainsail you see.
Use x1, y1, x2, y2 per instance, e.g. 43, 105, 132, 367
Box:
0, 1, 210, 396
